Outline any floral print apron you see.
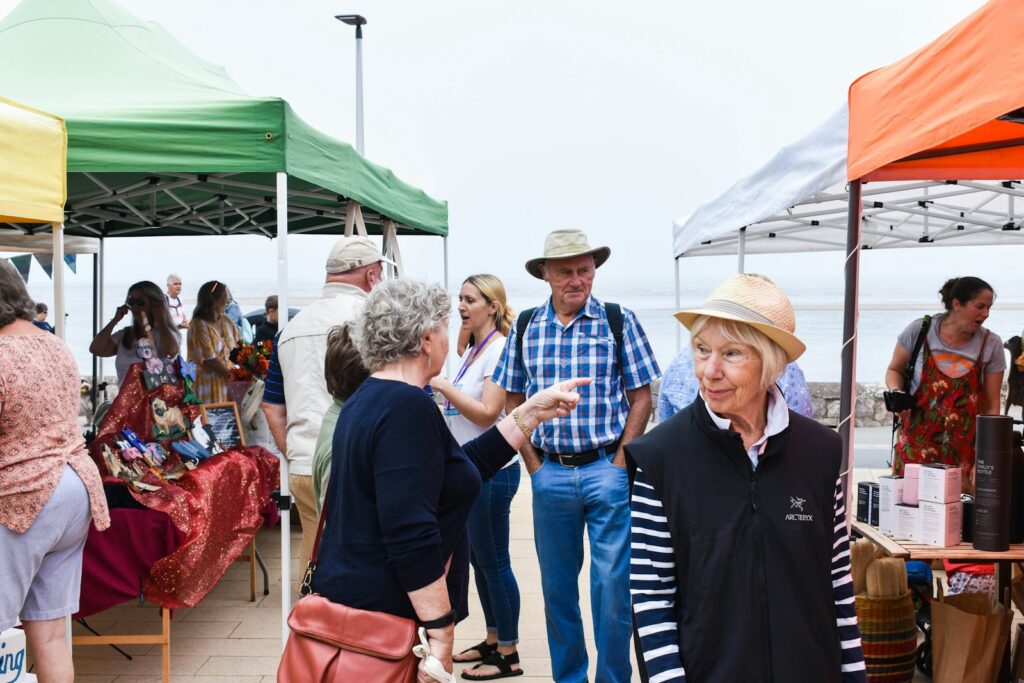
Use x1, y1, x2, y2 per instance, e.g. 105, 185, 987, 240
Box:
893, 331, 989, 494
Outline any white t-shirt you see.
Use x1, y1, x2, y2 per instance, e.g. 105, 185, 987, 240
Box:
443, 337, 517, 467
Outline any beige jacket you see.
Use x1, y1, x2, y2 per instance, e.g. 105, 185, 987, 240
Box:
277, 283, 367, 475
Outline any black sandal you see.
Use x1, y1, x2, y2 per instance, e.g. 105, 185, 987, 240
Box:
461, 651, 524, 680
453, 640, 497, 663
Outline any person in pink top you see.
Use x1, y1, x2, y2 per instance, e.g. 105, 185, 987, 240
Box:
0, 259, 110, 683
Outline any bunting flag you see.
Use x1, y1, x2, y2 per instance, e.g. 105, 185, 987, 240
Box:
34, 253, 53, 278
64, 254, 77, 273
8, 254, 31, 282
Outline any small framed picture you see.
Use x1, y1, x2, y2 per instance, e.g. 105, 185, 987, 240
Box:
200, 402, 246, 449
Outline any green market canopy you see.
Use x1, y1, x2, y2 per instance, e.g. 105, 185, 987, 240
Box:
0, 0, 448, 240
0, 0, 449, 643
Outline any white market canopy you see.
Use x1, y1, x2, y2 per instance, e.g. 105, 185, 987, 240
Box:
674, 103, 1024, 259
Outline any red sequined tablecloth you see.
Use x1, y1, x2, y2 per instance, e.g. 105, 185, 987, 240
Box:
88, 363, 280, 609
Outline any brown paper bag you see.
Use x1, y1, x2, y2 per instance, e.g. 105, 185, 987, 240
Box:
932, 581, 1012, 683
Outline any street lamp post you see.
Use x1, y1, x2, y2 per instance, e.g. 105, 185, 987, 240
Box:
335, 14, 367, 155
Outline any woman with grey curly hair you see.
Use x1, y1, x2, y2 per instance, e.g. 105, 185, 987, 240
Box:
0, 259, 110, 683
306, 278, 587, 682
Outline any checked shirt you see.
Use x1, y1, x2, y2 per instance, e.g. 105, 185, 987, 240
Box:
492, 295, 660, 454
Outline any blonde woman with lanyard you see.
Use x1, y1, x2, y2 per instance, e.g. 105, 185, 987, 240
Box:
430, 274, 523, 680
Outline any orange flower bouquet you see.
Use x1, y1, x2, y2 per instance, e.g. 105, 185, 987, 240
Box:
229, 339, 273, 382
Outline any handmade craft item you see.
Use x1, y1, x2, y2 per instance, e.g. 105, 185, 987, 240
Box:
151, 398, 188, 440
178, 355, 200, 404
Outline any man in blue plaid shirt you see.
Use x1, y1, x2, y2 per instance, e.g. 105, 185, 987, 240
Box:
493, 229, 660, 683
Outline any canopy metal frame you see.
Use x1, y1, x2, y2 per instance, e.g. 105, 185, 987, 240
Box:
674, 177, 1024, 517
681, 179, 1024, 257
1, 171, 447, 648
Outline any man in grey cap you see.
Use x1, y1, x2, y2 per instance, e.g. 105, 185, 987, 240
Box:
493, 228, 660, 683
261, 236, 393, 576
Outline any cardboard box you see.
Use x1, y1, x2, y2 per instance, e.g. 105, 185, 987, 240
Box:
878, 476, 904, 535
903, 463, 921, 506
870, 484, 880, 527
0, 627, 28, 682
919, 463, 961, 504
857, 482, 879, 525
920, 499, 962, 547
896, 503, 922, 542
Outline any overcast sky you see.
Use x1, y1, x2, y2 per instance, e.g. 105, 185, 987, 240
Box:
1, 0, 1003, 303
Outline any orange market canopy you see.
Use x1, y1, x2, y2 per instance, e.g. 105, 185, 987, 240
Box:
838, 0, 1024, 493
672, 0, 1024, 508
848, 0, 1024, 182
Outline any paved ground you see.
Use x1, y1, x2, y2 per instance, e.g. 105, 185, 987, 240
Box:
65, 428, 927, 681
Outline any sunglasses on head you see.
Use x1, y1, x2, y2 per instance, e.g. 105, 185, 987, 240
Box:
126, 297, 147, 307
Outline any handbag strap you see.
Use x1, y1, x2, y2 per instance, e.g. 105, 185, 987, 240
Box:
300, 476, 333, 595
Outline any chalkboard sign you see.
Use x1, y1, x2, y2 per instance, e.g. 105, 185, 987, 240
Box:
200, 402, 246, 449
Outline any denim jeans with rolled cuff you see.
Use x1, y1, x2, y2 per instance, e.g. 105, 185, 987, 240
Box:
467, 462, 521, 646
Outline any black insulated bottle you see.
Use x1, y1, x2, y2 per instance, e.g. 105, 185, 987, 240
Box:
974, 415, 1012, 551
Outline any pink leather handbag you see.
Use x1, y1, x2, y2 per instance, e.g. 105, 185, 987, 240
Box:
277, 484, 419, 682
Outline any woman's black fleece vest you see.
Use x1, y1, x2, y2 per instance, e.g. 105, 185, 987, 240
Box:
626, 398, 844, 683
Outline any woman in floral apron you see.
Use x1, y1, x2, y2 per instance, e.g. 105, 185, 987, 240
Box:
885, 276, 1005, 594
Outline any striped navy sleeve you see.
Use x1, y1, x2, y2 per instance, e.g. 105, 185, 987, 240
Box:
832, 477, 867, 682
630, 468, 686, 682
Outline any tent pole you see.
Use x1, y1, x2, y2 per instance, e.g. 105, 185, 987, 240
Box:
91, 251, 99, 410
355, 23, 365, 155
97, 236, 105, 386
443, 235, 451, 376
737, 227, 746, 274
839, 180, 863, 522
674, 256, 681, 352
276, 172, 292, 649
52, 223, 66, 340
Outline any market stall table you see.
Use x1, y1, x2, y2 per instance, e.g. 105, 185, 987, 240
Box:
852, 520, 1022, 680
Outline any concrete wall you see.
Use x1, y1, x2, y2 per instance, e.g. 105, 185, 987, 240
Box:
79, 376, 996, 430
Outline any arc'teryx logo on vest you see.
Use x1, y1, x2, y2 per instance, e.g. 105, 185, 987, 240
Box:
785, 496, 813, 522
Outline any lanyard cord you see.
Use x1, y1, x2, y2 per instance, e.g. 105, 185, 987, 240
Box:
445, 327, 499, 410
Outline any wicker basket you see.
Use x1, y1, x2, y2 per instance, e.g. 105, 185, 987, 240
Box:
855, 590, 917, 683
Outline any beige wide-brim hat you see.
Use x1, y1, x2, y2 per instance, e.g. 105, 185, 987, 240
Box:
525, 228, 611, 279
675, 273, 806, 362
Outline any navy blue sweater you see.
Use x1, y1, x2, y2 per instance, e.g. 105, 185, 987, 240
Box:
311, 377, 515, 620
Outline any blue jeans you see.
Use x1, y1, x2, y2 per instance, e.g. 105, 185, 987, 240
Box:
532, 455, 632, 683
467, 463, 521, 646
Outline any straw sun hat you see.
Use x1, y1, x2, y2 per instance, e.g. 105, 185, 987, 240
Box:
525, 229, 611, 279
674, 273, 806, 362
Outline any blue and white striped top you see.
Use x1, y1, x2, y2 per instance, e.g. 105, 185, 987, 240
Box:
630, 469, 867, 681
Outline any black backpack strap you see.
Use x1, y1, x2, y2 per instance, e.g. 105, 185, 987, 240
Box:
515, 307, 537, 367
902, 314, 932, 393
605, 302, 624, 350
604, 301, 626, 378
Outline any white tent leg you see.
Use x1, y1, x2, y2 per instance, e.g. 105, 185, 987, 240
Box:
737, 227, 746, 274
674, 256, 681, 352
97, 237, 105, 383
443, 235, 450, 376
276, 172, 292, 649
52, 223, 66, 339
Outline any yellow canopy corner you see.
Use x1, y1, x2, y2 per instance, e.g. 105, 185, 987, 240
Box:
0, 96, 66, 223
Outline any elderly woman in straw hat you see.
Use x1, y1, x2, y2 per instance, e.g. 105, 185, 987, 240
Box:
626, 274, 866, 683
